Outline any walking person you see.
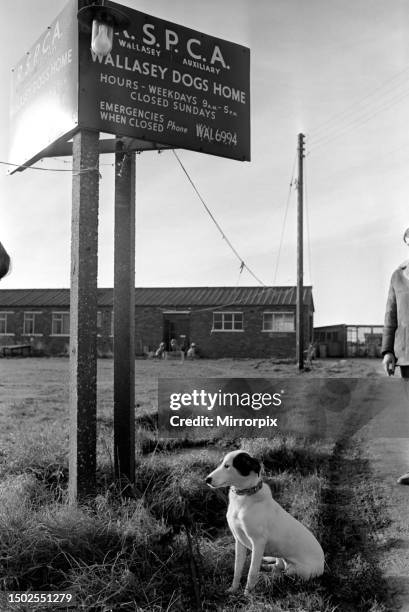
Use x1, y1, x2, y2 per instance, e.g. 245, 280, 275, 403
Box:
382, 227, 409, 484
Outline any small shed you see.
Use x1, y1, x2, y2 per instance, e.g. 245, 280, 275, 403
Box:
314, 324, 383, 358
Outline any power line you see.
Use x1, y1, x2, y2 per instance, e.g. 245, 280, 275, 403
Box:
164, 153, 309, 315
308, 85, 409, 148
1, 159, 100, 175
50, 157, 115, 168
307, 139, 409, 187
307, 85, 409, 153
307, 65, 409, 142
234, 261, 245, 288
172, 149, 267, 287
273, 154, 297, 286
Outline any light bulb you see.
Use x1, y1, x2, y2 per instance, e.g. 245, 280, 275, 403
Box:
91, 19, 113, 58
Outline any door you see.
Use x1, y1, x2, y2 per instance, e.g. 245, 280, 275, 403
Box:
163, 313, 190, 351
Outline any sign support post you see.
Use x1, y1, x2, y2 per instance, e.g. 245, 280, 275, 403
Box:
113, 141, 136, 487
69, 129, 100, 504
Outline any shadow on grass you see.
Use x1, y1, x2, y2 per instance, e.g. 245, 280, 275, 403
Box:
319, 440, 391, 612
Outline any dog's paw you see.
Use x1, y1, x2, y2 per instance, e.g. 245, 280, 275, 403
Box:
226, 586, 239, 595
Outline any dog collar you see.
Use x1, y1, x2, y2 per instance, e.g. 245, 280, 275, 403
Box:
232, 480, 263, 496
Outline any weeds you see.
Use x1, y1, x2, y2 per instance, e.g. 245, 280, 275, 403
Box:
0, 427, 391, 611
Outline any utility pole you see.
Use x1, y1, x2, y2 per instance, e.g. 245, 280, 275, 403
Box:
296, 133, 305, 370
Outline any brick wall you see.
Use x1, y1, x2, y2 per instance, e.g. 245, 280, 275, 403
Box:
134, 305, 313, 358
189, 306, 311, 358
0, 307, 70, 355
0, 307, 114, 356
0, 304, 313, 359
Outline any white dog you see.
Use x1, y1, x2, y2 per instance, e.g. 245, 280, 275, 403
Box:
206, 450, 324, 594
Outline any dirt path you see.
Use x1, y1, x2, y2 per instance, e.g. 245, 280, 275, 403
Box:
358, 437, 409, 611
344, 364, 409, 611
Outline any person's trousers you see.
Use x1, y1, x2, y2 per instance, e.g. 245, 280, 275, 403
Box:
401, 366, 409, 379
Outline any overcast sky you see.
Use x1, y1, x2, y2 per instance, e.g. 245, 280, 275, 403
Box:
2, 0, 409, 326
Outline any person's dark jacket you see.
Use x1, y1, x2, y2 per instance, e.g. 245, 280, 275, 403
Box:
382, 262, 409, 364
0, 242, 10, 280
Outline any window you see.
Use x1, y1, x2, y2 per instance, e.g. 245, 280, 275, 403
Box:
23, 312, 42, 335
263, 312, 295, 332
212, 312, 243, 331
347, 327, 358, 343
0, 312, 13, 335
51, 312, 70, 336
357, 327, 372, 343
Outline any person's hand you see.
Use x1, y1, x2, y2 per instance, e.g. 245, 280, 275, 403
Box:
382, 352, 396, 376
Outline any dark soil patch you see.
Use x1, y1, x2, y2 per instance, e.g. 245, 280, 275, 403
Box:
319, 439, 391, 611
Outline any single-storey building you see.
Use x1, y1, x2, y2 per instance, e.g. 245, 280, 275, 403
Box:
0, 286, 314, 358
314, 324, 383, 358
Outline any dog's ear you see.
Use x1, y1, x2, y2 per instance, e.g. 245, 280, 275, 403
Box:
233, 452, 261, 476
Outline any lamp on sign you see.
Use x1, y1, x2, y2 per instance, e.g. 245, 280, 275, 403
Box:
91, 20, 113, 58
77, 0, 130, 59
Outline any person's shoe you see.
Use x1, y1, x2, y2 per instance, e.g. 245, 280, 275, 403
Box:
397, 473, 409, 485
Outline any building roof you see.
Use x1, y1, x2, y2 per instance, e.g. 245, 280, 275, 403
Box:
314, 324, 382, 330
0, 286, 314, 310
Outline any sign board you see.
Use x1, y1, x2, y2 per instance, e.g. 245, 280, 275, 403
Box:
78, 1, 250, 161
9, 1, 78, 169
9, 0, 250, 167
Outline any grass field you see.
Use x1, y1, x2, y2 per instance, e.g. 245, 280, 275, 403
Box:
0, 357, 395, 611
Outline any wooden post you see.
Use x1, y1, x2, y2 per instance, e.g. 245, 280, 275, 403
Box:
296, 133, 305, 370
69, 129, 100, 504
113, 141, 136, 486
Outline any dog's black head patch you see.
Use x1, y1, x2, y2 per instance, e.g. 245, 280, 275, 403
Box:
233, 452, 261, 476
